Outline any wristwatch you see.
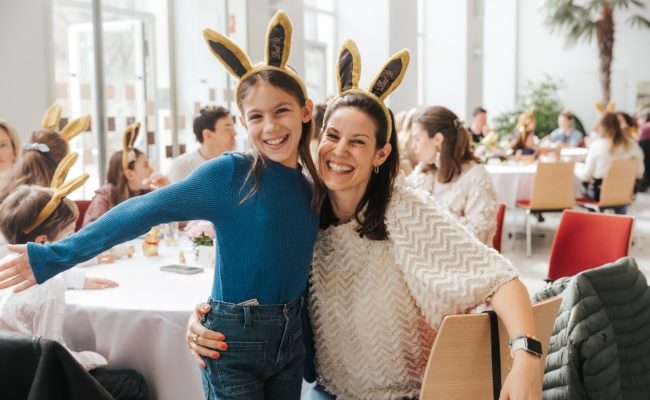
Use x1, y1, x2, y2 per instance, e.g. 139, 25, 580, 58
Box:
510, 336, 543, 358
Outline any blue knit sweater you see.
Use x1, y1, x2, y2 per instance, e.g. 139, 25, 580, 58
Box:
27, 153, 319, 305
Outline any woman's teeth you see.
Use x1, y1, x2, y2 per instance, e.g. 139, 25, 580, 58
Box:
327, 161, 353, 173
264, 135, 288, 145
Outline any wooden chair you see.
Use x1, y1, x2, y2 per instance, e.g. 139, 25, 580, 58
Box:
516, 162, 575, 256
492, 203, 506, 253
420, 297, 561, 400
546, 210, 633, 281
73, 200, 91, 232
577, 158, 638, 212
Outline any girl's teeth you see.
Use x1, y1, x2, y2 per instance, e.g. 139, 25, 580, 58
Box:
266, 136, 286, 145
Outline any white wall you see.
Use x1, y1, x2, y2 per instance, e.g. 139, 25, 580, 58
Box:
0, 0, 53, 140
516, 0, 650, 129
388, 0, 418, 113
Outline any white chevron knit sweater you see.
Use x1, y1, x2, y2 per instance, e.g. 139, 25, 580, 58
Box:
309, 186, 518, 399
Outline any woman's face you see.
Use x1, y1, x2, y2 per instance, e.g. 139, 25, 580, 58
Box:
126, 153, 154, 190
239, 80, 312, 168
412, 122, 441, 165
0, 127, 17, 172
318, 107, 390, 196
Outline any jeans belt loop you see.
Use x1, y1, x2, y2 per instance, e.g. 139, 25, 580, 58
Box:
243, 305, 251, 328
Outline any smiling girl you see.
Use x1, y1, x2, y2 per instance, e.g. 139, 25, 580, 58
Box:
0, 11, 322, 400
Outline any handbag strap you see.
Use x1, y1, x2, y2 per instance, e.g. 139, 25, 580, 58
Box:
484, 310, 502, 400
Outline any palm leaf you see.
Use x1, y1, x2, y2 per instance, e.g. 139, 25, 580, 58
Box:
627, 14, 650, 29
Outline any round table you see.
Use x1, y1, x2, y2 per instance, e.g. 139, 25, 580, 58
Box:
63, 239, 213, 400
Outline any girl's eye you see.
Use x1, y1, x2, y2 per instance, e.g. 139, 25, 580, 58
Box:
325, 133, 338, 140
247, 114, 261, 121
276, 107, 289, 114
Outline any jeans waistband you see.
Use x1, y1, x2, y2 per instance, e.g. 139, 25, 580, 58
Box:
207, 295, 303, 321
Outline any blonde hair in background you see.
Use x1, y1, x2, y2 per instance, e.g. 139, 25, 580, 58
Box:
0, 119, 21, 160
0, 185, 78, 244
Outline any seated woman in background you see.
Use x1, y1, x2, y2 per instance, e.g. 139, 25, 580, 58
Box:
406, 105, 498, 245
0, 183, 148, 400
617, 111, 638, 140
548, 110, 583, 147
397, 107, 419, 175
510, 110, 538, 157
83, 123, 169, 226
576, 112, 644, 214
0, 119, 21, 179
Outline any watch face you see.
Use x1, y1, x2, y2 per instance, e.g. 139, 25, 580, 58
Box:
526, 338, 543, 355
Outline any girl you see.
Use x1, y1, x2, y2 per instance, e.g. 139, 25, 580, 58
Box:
189, 39, 542, 400
83, 122, 169, 226
406, 105, 498, 244
576, 111, 644, 214
0, 11, 322, 400
0, 119, 21, 175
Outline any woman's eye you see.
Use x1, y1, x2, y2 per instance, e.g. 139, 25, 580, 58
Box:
248, 114, 261, 121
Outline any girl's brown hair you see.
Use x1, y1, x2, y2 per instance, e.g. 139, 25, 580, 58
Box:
318, 93, 400, 240
106, 148, 150, 206
236, 69, 324, 211
0, 129, 68, 203
0, 185, 78, 244
414, 106, 480, 183
599, 112, 631, 153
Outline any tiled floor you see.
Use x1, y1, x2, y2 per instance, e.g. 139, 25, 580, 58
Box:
501, 191, 650, 297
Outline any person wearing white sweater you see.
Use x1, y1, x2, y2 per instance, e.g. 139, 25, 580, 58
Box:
576, 112, 645, 214
186, 41, 541, 399
405, 105, 498, 245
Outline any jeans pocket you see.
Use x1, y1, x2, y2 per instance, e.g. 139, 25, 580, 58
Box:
208, 340, 267, 395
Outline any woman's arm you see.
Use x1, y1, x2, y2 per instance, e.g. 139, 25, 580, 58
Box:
490, 279, 542, 400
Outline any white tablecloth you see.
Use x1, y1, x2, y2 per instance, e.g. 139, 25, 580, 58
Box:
63, 239, 213, 400
560, 147, 588, 162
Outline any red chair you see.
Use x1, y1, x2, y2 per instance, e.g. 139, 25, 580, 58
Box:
73, 200, 91, 232
546, 210, 634, 282
492, 203, 506, 253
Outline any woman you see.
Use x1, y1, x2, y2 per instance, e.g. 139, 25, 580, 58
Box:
0, 120, 20, 177
406, 106, 498, 245
510, 111, 537, 157
576, 112, 644, 214
187, 40, 542, 400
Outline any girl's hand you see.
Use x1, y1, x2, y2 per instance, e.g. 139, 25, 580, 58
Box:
83, 277, 119, 290
186, 303, 228, 368
144, 173, 170, 189
499, 351, 542, 400
0, 245, 36, 292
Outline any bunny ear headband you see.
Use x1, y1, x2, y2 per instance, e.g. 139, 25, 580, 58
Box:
323, 39, 410, 142
41, 103, 91, 154
121, 122, 141, 171
595, 102, 616, 113
202, 10, 307, 102
23, 171, 89, 234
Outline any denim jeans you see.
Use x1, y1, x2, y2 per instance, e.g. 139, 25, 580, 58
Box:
200, 296, 304, 400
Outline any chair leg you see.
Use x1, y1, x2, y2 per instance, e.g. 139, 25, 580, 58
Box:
526, 210, 532, 257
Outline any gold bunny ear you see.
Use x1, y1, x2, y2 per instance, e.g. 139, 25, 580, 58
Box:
606, 102, 616, 112
51, 152, 79, 189
595, 102, 606, 113
41, 103, 62, 130
265, 10, 292, 68
336, 39, 361, 94
203, 28, 254, 79
368, 49, 410, 101
121, 122, 141, 171
23, 173, 89, 234
60, 115, 91, 142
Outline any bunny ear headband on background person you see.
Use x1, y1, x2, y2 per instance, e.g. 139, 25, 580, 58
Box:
323, 39, 410, 142
41, 103, 91, 154
23, 156, 89, 234
595, 102, 616, 113
122, 122, 141, 171
202, 10, 307, 101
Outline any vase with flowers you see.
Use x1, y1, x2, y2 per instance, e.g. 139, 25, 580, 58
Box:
185, 220, 216, 268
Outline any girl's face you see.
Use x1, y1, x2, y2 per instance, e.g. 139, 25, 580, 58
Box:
239, 80, 312, 168
318, 107, 390, 195
412, 122, 442, 165
0, 127, 16, 172
125, 153, 154, 190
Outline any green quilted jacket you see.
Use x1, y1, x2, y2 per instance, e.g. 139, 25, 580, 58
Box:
532, 257, 650, 400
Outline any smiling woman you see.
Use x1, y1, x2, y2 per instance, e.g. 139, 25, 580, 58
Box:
0, 120, 20, 175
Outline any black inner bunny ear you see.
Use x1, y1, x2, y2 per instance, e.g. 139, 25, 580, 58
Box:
267, 24, 286, 67
370, 58, 404, 98
338, 48, 354, 92
208, 40, 248, 77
